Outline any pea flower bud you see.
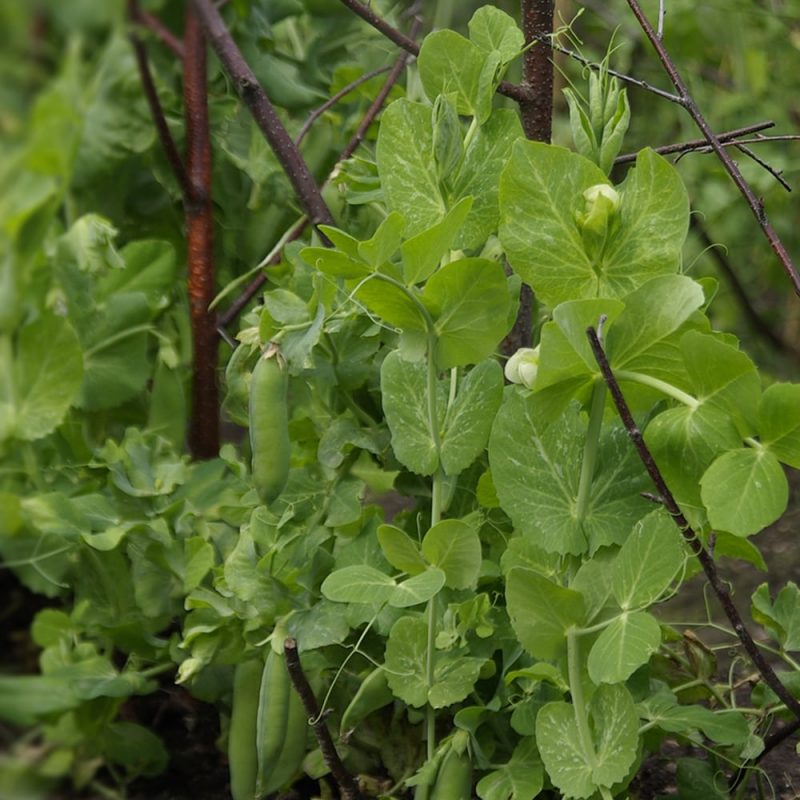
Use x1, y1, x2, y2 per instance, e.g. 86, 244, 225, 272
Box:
505, 346, 540, 389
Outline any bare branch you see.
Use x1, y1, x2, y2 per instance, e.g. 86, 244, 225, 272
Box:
615, 121, 775, 164
284, 639, 362, 800
296, 65, 391, 146
625, 0, 800, 296
191, 0, 334, 227
520, 1, 555, 142
129, 0, 184, 58
184, 6, 220, 458
586, 325, 800, 723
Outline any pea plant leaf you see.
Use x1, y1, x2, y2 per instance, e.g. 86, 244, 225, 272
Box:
388, 568, 446, 608
376, 99, 446, 236
759, 383, 800, 468
380, 350, 446, 476
476, 737, 544, 800
421, 519, 482, 590
751, 582, 800, 651
423, 257, 513, 369
489, 390, 651, 555
321, 565, 396, 605
468, 6, 525, 63
3, 315, 83, 442
418, 30, 486, 117
700, 447, 788, 537
506, 568, 585, 660
377, 524, 427, 576
536, 684, 638, 798
587, 610, 662, 684
440, 359, 504, 476
612, 510, 685, 609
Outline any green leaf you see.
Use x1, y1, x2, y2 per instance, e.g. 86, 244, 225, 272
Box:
681, 331, 761, 435
605, 275, 705, 368
489, 390, 650, 555
441, 359, 503, 476
389, 568, 446, 608
644, 404, 742, 526
355, 276, 428, 334
506, 568, 585, 660
31, 610, 74, 647
499, 145, 688, 308
377, 100, 446, 236
381, 351, 445, 475
358, 211, 405, 267
676, 759, 730, 800
424, 258, 512, 369
421, 519, 482, 590
7, 314, 83, 441
499, 141, 608, 307
100, 240, 177, 311
377, 524, 427, 575
468, 7, 524, 63
418, 31, 486, 116
301, 246, 370, 279
751, 582, 800, 651
451, 109, 523, 249
641, 692, 750, 745
700, 448, 788, 537
384, 616, 484, 708
401, 197, 473, 285
321, 565, 396, 604
612, 510, 685, 609
101, 721, 168, 778
587, 610, 661, 684
536, 684, 638, 798
476, 738, 544, 800
759, 383, 800, 468
0, 676, 79, 726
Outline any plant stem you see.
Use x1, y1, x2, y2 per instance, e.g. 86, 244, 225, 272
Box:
615, 369, 698, 409
567, 629, 596, 767
575, 380, 606, 526
520, 0, 555, 142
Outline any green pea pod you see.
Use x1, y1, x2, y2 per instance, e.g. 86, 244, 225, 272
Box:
256, 649, 292, 796
430, 746, 472, 800
249, 346, 290, 505
262, 679, 308, 794
339, 667, 393, 736
229, 659, 263, 800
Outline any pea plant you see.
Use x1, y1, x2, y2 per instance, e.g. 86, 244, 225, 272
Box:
2, 2, 800, 800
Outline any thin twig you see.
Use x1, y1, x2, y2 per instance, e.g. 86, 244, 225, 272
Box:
543, 38, 683, 104
191, 0, 334, 227
184, 6, 220, 458
284, 639, 362, 800
586, 325, 800, 724
615, 121, 775, 165
217, 23, 418, 331
625, 0, 800, 296
128, 30, 192, 201
129, 0, 184, 58
336, 0, 533, 104
732, 141, 791, 192
296, 65, 391, 146
691, 218, 800, 362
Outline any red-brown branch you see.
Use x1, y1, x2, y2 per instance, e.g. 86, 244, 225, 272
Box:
184, 6, 219, 458
130, 0, 184, 58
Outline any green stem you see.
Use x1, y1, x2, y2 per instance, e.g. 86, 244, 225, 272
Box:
567, 628, 596, 768
575, 380, 606, 525
83, 324, 154, 359
615, 369, 698, 409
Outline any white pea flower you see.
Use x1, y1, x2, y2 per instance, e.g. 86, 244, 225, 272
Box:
505, 346, 540, 389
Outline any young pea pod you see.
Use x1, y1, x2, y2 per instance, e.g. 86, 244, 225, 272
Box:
256, 648, 292, 796
430, 742, 472, 800
261, 679, 308, 795
249, 346, 290, 505
339, 667, 393, 737
228, 659, 263, 800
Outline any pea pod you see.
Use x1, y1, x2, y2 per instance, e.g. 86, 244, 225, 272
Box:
256, 648, 292, 796
339, 667, 393, 736
430, 745, 472, 800
249, 346, 290, 505
261, 679, 308, 794
228, 659, 262, 800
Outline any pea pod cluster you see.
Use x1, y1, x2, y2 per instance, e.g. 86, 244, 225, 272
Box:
228, 650, 308, 800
